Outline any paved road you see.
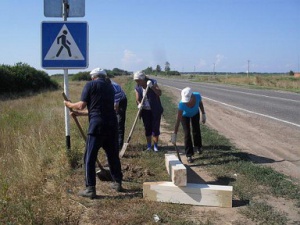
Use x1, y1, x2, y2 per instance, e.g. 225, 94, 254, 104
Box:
156, 77, 300, 129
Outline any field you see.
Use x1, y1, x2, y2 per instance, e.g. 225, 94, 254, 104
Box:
0, 75, 299, 224
186, 73, 300, 93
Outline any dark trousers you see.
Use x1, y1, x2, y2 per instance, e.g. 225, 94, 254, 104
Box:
84, 132, 123, 187
141, 109, 162, 137
116, 97, 127, 150
181, 112, 202, 157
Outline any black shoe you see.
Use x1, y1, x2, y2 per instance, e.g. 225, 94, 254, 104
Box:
111, 182, 124, 192
78, 186, 96, 199
197, 147, 203, 154
187, 156, 194, 163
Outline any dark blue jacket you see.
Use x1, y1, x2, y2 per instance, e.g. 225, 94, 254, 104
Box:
81, 78, 117, 135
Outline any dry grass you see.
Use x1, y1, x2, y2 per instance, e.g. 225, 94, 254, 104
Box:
0, 88, 81, 224
193, 74, 300, 92
0, 77, 192, 224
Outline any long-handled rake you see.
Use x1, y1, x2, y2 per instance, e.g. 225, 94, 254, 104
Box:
62, 92, 112, 181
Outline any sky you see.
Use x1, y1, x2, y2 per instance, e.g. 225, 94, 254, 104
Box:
0, 0, 299, 75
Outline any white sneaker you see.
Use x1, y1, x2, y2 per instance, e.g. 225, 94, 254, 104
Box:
154, 147, 159, 152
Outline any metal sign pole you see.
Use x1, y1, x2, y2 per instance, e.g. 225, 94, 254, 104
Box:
63, 0, 71, 150
43, 0, 87, 150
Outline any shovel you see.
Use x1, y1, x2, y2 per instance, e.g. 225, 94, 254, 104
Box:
119, 85, 150, 158
62, 92, 112, 181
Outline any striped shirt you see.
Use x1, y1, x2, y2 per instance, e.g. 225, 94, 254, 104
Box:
112, 81, 126, 104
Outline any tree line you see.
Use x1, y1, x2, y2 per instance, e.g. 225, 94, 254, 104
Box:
70, 62, 181, 81
0, 61, 180, 95
0, 63, 59, 95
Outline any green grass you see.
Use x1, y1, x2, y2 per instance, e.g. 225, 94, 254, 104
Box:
240, 202, 288, 225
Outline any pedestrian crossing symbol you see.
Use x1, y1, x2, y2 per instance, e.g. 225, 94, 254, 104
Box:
42, 21, 88, 69
45, 25, 84, 60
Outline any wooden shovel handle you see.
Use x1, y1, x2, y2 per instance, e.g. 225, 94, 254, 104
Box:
119, 85, 150, 158
62, 92, 105, 170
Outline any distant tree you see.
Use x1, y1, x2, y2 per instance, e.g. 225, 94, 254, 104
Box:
289, 70, 294, 76
107, 68, 130, 77
156, 65, 161, 73
72, 71, 91, 81
0, 62, 58, 94
143, 67, 153, 74
168, 70, 181, 76
165, 61, 170, 72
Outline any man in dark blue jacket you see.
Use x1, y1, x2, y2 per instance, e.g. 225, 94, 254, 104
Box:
64, 68, 123, 198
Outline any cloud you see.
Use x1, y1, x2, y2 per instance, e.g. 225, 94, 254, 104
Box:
121, 49, 143, 70
197, 59, 207, 68
215, 54, 225, 65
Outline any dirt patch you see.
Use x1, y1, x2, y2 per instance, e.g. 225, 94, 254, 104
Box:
205, 100, 300, 183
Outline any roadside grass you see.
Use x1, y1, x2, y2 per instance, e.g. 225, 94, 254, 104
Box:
0, 89, 76, 224
0, 76, 299, 224
240, 201, 288, 225
191, 74, 300, 93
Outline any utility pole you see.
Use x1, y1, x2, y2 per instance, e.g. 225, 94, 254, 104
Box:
247, 60, 250, 77
213, 63, 215, 75
297, 55, 300, 73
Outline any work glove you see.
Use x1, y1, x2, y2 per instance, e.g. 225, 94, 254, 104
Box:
170, 133, 177, 145
202, 114, 206, 124
147, 80, 153, 88
137, 103, 142, 109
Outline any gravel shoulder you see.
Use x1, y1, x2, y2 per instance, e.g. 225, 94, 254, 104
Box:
205, 99, 300, 183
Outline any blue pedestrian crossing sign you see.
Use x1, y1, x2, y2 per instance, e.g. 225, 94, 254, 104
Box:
41, 21, 88, 69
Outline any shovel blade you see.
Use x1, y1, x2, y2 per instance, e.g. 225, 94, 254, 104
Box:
119, 143, 129, 158
96, 169, 112, 181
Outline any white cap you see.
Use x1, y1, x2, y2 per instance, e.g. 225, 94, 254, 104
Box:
90, 68, 107, 77
133, 71, 145, 80
181, 87, 192, 103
